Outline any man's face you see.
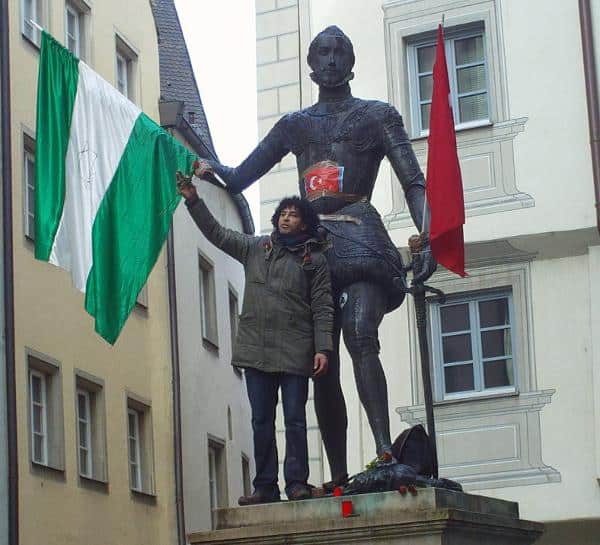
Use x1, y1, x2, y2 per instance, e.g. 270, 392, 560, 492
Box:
278, 206, 307, 236
309, 35, 353, 88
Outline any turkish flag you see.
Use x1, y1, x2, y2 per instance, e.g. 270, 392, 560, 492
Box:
426, 25, 466, 277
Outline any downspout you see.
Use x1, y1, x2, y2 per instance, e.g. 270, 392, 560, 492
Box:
166, 180, 186, 543
579, 0, 600, 235
0, 0, 18, 542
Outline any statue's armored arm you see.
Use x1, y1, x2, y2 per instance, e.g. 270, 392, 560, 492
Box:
383, 106, 436, 282
208, 117, 291, 194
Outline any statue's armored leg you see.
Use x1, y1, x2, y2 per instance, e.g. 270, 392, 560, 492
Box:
314, 323, 348, 483
340, 282, 392, 458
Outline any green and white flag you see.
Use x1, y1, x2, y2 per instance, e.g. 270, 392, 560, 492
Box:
35, 32, 195, 344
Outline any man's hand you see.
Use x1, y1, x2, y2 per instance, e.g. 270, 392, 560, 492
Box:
313, 352, 329, 377
176, 170, 197, 200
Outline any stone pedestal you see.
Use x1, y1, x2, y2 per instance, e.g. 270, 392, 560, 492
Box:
188, 488, 543, 545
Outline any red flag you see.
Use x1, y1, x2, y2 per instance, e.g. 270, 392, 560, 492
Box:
426, 25, 466, 277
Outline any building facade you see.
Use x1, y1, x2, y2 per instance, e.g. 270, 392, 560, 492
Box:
255, 0, 600, 542
9, 1, 178, 543
151, 0, 256, 534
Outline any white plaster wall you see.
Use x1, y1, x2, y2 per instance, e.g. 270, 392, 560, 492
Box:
174, 182, 253, 532
255, 0, 600, 528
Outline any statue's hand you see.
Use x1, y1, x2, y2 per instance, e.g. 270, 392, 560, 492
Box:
193, 159, 214, 180
411, 237, 437, 285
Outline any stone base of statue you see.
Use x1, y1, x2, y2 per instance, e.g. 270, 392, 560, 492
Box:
188, 487, 543, 545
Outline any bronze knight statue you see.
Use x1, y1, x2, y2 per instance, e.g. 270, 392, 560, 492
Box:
196, 26, 436, 488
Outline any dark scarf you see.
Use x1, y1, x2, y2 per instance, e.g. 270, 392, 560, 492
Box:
277, 232, 311, 248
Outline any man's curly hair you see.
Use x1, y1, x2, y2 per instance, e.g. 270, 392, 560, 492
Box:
271, 196, 320, 236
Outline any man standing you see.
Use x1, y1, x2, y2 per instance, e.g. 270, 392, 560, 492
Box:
193, 26, 436, 490
179, 177, 333, 504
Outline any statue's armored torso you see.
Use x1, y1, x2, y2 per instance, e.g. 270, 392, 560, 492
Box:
273, 97, 407, 211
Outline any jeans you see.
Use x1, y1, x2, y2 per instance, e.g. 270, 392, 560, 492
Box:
245, 368, 309, 497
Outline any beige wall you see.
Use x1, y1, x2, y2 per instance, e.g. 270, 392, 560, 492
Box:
10, 1, 176, 544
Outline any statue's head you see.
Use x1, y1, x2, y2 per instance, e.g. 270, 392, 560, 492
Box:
307, 26, 355, 88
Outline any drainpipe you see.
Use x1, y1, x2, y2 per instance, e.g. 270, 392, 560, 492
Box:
579, 0, 600, 235
166, 171, 186, 544
0, 0, 18, 542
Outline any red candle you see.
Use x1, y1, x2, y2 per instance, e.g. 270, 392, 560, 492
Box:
341, 499, 353, 518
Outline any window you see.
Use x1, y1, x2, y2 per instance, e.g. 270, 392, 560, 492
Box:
208, 439, 228, 529
27, 352, 64, 470
229, 287, 240, 375
126, 396, 154, 495
65, 3, 81, 57
77, 389, 92, 477
431, 290, 516, 400
115, 34, 138, 101
75, 372, 107, 482
30, 370, 48, 464
127, 409, 142, 491
241, 454, 251, 497
408, 24, 489, 135
22, 0, 43, 45
199, 253, 218, 348
23, 135, 35, 240
115, 51, 129, 97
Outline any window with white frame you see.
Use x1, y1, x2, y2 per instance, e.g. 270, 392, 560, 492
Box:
126, 397, 154, 494
199, 253, 218, 348
30, 370, 48, 465
115, 35, 138, 101
430, 290, 516, 400
208, 439, 228, 529
76, 389, 92, 477
22, 0, 43, 46
229, 287, 241, 375
23, 135, 36, 240
127, 408, 142, 491
65, 3, 82, 57
28, 353, 64, 470
408, 23, 489, 136
115, 51, 129, 97
75, 372, 108, 482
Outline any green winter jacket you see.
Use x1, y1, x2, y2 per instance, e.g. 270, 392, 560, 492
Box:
185, 196, 334, 377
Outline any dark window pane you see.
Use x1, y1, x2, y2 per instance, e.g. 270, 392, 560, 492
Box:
78, 393, 86, 417
417, 45, 435, 72
444, 364, 474, 393
419, 74, 433, 101
34, 435, 43, 462
455, 35, 484, 65
33, 405, 42, 432
79, 422, 87, 447
442, 333, 472, 363
457, 64, 486, 94
80, 449, 88, 474
420, 103, 431, 130
479, 298, 509, 328
481, 328, 512, 358
440, 303, 470, 333
484, 359, 514, 388
31, 374, 42, 402
458, 93, 488, 122
129, 439, 136, 461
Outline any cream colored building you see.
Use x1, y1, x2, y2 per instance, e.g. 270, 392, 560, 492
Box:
8, 1, 179, 543
255, 0, 600, 542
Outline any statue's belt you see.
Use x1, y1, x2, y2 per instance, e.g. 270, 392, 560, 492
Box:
306, 190, 366, 203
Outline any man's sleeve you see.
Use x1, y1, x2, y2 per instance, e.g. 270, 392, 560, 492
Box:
310, 254, 334, 354
185, 195, 252, 265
